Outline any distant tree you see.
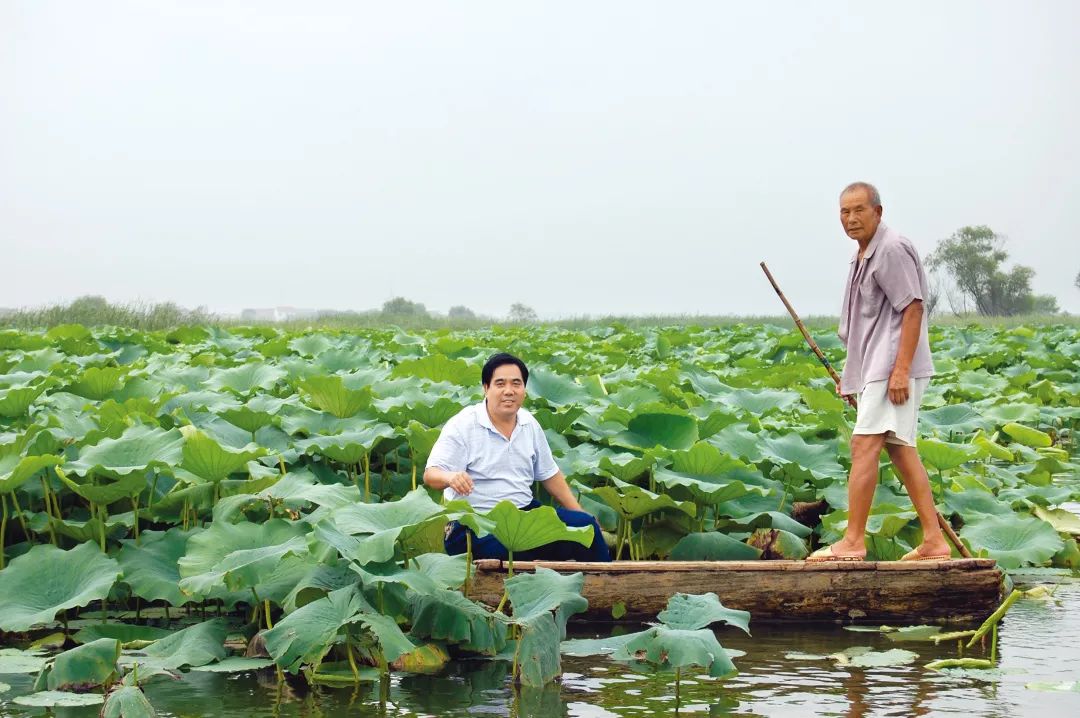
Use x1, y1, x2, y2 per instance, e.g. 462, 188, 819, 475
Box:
447, 305, 476, 320
508, 303, 538, 323
381, 297, 428, 317
926, 226, 1058, 316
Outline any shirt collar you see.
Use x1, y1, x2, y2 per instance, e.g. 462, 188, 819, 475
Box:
860, 222, 888, 262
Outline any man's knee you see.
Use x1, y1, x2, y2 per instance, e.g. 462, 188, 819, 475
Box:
851, 433, 886, 460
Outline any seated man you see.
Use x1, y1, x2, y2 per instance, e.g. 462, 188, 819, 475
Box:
424, 352, 611, 562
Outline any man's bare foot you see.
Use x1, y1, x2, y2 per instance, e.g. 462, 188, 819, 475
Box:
900, 541, 952, 561
806, 542, 866, 562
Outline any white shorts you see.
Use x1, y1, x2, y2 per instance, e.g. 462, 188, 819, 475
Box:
851, 377, 930, 447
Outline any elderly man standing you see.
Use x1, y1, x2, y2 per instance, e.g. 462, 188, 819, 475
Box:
808, 182, 951, 562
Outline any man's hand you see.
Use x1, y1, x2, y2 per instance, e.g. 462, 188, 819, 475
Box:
887, 367, 910, 405
445, 471, 474, 495
834, 382, 857, 409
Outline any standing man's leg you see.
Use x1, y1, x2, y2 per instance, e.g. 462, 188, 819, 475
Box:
809, 432, 886, 559
886, 443, 950, 558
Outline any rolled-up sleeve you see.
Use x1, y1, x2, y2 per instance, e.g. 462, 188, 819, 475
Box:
532, 426, 560, 481
426, 420, 467, 472
877, 244, 925, 312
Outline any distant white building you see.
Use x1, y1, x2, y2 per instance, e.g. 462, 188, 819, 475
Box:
240, 306, 320, 322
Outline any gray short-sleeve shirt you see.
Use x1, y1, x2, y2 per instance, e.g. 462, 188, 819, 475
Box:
426, 402, 560, 511
838, 223, 935, 395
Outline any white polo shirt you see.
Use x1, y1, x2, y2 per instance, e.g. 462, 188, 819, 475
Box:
426, 401, 560, 512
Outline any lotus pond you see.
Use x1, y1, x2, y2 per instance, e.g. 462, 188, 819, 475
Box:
0, 323, 1077, 716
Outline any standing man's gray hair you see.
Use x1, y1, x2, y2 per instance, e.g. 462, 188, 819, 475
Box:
840, 182, 882, 208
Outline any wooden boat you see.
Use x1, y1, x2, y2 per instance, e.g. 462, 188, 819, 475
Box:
468, 558, 1005, 624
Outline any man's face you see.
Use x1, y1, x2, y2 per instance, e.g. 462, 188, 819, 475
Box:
839, 188, 883, 244
484, 363, 525, 420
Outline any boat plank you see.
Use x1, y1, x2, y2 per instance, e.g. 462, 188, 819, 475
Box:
467, 560, 1004, 624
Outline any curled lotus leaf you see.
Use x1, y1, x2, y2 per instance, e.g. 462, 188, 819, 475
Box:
45, 638, 121, 691
0, 542, 121, 632
611, 410, 699, 452
176, 428, 265, 484
670, 532, 762, 561
621, 626, 737, 678
486, 501, 594, 554
408, 589, 508, 655
656, 592, 751, 634
391, 355, 479, 386
586, 477, 696, 522
177, 519, 310, 599
126, 619, 227, 670
66, 424, 185, 478
101, 685, 158, 718
117, 528, 198, 606
1002, 422, 1053, 448
298, 375, 373, 418
264, 584, 375, 673
204, 362, 287, 395
0, 451, 62, 494
505, 566, 588, 641
0, 384, 47, 418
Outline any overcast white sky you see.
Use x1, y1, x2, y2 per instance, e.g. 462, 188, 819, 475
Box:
2, 1, 1078, 318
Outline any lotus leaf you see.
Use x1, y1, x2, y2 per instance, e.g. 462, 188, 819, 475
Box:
125, 619, 227, 670
513, 611, 562, 687
587, 478, 696, 521
176, 429, 264, 484
101, 685, 158, 718
505, 567, 588, 638
392, 355, 478, 386
621, 626, 737, 678
0, 452, 62, 494
486, 501, 594, 556
656, 592, 751, 634
669, 532, 762, 561
178, 519, 309, 598
190, 657, 275, 673
0, 648, 50, 673
0, 384, 46, 417
409, 589, 508, 655
298, 375, 373, 418
75, 624, 172, 646
353, 612, 416, 663
45, 638, 120, 691
263, 585, 375, 672
961, 514, 1064, 568
14, 691, 105, 707
611, 410, 699, 451
1002, 422, 1053, 448
0, 542, 121, 632
204, 363, 287, 395
67, 424, 185, 478
296, 424, 397, 465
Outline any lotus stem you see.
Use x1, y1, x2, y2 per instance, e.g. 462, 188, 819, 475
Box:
464, 532, 473, 595
363, 453, 371, 502
148, 472, 160, 510
40, 476, 58, 545
675, 667, 682, 709
0, 493, 8, 569
264, 599, 273, 629
164, 604, 170, 623
411, 461, 417, 491
507, 550, 514, 578
990, 623, 998, 663
346, 640, 360, 681
495, 588, 509, 615
966, 588, 1022, 648
131, 496, 140, 542
278, 455, 287, 475
251, 588, 264, 628
9, 491, 29, 543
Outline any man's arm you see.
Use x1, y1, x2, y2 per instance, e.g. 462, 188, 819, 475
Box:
422, 466, 474, 495
540, 471, 583, 511
888, 299, 924, 405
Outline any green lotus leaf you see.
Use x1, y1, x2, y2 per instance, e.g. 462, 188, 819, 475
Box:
820, 504, 916, 541
653, 469, 765, 506
66, 366, 126, 401
128, 619, 227, 670
117, 528, 197, 606
55, 466, 146, 506
920, 404, 987, 436
14, 691, 105, 707
1002, 422, 1052, 448
190, 657, 275, 673
404, 420, 442, 466
942, 488, 1013, 519
972, 430, 1014, 461
331, 487, 446, 536
759, 433, 846, 482
288, 334, 335, 358
670, 532, 761, 561
67, 424, 185, 478
513, 610, 562, 687
917, 438, 981, 472
747, 527, 809, 559
667, 442, 747, 476
597, 453, 655, 483
611, 410, 699, 451
620, 625, 737, 678
353, 612, 416, 663
0, 648, 50, 674
656, 592, 751, 634
0, 542, 121, 632
205, 363, 287, 395
409, 588, 508, 655
296, 424, 397, 465
176, 429, 265, 484
74, 624, 172, 646
527, 370, 592, 407
486, 501, 594, 554
0, 384, 46, 418
45, 638, 120, 691
264, 584, 375, 673
280, 562, 358, 613
844, 648, 919, 667
586, 478, 696, 521
0, 451, 62, 494
1034, 506, 1080, 535
391, 355, 479, 386
714, 387, 801, 415
298, 375, 373, 418
101, 685, 158, 718
715, 511, 811, 538
177, 519, 310, 599
961, 514, 1064, 568
561, 632, 638, 658
505, 567, 588, 638
352, 554, 466, 596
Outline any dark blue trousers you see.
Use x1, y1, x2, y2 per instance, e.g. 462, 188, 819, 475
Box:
445, 499, 612, 562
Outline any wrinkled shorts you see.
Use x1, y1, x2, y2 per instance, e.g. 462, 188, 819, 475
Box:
852, 377, 930, 447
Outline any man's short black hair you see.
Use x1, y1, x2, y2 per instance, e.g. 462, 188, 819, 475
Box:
482, 353, 529, 387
